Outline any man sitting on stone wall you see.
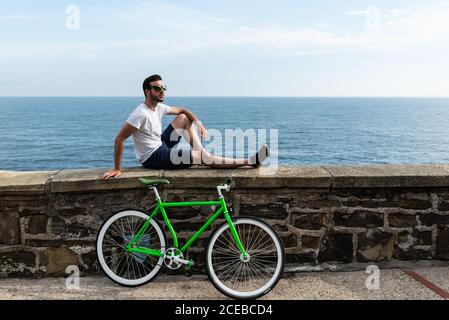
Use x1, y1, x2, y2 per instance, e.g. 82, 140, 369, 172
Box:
102, 74, 268, 179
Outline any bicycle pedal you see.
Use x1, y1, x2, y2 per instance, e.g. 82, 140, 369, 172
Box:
183, 259, 194, 271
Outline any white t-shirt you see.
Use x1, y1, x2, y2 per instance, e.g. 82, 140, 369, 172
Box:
126, 102, 172, 163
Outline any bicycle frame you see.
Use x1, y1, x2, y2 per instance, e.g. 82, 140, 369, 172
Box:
124, 194, 248, 259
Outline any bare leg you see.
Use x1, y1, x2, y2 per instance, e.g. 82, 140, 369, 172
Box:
170, 114, 199, 149
170, 114, 251, 168
171, 114, 204, 150
191, 150, 250, 168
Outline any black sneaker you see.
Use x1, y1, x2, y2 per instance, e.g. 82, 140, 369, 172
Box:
250, 144, 269, 168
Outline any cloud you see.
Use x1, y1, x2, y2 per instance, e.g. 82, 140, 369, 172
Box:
343, 2, 449, 51
345, 2, 449, 34
102, 1, 449, 54
2, 1, 449, 64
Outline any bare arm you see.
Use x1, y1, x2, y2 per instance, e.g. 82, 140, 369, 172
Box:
167, 106, 207, 138
101, 123, 137, 179
167, 106, 199, 121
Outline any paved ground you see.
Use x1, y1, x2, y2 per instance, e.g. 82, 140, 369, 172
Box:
0, 267, 448, 300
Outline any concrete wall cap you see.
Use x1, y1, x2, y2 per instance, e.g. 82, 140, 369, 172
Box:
2, 164, 449, 194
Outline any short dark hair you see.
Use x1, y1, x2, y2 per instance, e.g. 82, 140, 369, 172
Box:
143, 74, 162, 97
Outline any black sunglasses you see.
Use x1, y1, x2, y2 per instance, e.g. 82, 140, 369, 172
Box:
150, 85, 167, 92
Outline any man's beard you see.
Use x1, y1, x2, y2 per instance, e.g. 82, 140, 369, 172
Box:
151, 93, 164, 103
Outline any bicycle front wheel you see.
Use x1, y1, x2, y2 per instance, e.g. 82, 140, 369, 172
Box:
96, 209, 166, 287
206, 217, 284, 299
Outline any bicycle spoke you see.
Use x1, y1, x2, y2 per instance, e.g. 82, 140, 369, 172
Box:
98, 213, 165, 283
223, 229, 241, 254
248, 258, 275, 278
209, 219, 283, 298
212, 249, 240, 257
228, 260, 244, 285
220, 260, 242, 282
250, 235, 275, 254
103, 234, 124, 246
212, 258, 241, 272
248, 229, 267, 253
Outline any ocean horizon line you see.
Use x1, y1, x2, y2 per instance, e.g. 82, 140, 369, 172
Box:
1, 96, 449, 99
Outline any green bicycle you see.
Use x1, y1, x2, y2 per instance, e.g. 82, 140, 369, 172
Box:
96, 178, 285, 299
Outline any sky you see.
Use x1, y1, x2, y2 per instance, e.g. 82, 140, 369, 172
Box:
1, 0, 449, 97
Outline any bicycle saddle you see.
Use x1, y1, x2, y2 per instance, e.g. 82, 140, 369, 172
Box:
138, 178, 170, 186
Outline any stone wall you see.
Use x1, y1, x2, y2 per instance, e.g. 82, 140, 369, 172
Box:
1, 164, 449, 277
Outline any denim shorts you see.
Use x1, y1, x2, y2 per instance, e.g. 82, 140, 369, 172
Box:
142, 124, 193, 170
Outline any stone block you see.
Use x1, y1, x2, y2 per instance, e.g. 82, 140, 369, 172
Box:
341, 200, 397, 208
419, 213, 449, 226
51, 216, 99, 238
281, 233, 298, 248
291, 213, 327, 230
435, 228, 449, 260
318, 232, 353, 263
357, 229, 394, 262
40, 247, 79, 276
394, 247, 433, 260
0, 210, 20, 245
22, 215, 48, 235
388, 213, 417, 228
323, 164, 449, 188
240, 203, 288, 219
437, 201, 449, 211
0, 249, 36, 277
413, 230, 432, 245
334, 210, 383, 228
296, 200, 340, 210
162, 165, 332, 189
79, 249, 101, 274
301, 236, 321, 249
50, 167, 162, 193
398, 199, 431, 210
0, 170, 57, 194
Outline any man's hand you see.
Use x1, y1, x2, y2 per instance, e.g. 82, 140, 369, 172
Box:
200, 124, 207, 139
168, 107, 207, 139
198, 122, 208, 139
103, 123, 136, 180
101, 169, 122, 179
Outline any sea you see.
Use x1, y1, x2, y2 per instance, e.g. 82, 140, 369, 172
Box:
1, 97, 449, 171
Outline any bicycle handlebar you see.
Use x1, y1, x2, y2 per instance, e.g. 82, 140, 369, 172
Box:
217, 179, 231, 197
217, 184, 230, 192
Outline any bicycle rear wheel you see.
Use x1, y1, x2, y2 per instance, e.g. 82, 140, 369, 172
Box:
96, 210, 166, 286
206, 217, 284, 299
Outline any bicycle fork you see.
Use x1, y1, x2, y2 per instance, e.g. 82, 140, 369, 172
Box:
220, 197, 248, 259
